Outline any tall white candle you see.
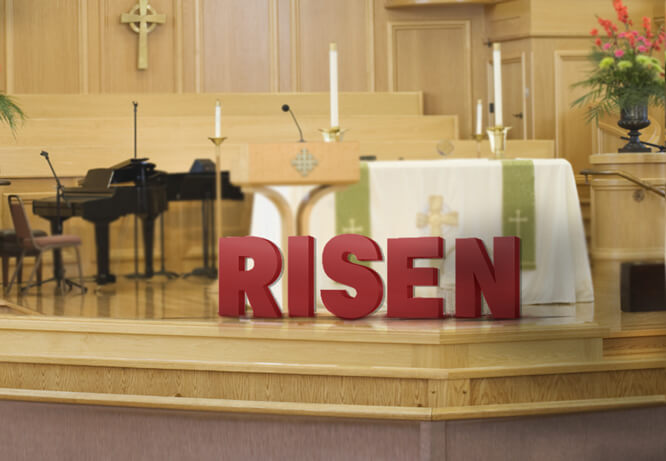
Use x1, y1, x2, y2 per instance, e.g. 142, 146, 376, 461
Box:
492, 43, 503, 127
215, 99, 221, 138
329, 42, 339, 128
475, 99, 483, 136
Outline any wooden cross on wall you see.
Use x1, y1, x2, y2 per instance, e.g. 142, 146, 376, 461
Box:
121, 0, 166, 70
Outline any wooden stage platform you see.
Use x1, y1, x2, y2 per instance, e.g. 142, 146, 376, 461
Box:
0, 262, 663, 459
0, 260, 663, 421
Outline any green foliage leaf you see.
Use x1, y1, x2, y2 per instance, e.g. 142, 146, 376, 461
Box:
0, 94, 26, 135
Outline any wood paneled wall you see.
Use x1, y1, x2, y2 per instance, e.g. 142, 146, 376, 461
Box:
0, 0, 489, 138
0, 0, 663, 149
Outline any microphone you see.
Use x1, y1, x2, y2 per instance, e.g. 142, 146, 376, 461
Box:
40, 150, 49, 158
281, 104, 305, 143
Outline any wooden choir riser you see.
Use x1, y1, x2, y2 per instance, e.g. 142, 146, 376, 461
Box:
10, 93, 426, 118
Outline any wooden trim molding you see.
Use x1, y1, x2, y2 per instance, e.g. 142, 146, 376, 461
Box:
553, 50, 590, 156
530, 50, 535, 138
194, 0, 202, 93
269, 0, 279, 92
98, 0, 105, 92
365, 0, 375, 92
78, 0, 88, 94
289, 0, 301, 91
5, 0, 13, 93
520, 51, 527, 139
174, 0, 184, 93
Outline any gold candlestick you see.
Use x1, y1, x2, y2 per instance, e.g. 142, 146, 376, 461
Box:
319, 126, 347, 143
209, 136, 227, 280
486, 126, 510, 159
474, 133, 484, 158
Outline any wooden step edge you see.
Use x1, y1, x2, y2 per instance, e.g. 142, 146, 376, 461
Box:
0, 388, 431, 421
1, 354, 663, 380
431, 395, 666, 421
604, 328, 666, 339
435, 323, 608, 344
447, 356, 666, 379
0, 354, 452, 379
0, 388, 662, 422
0, 315, 608, 346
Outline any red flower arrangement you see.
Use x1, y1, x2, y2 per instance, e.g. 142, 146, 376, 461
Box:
572, 0, 665, 121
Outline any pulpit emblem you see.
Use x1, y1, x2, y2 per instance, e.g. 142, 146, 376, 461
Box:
121, 0, 166, 70
291, 148, 319, 177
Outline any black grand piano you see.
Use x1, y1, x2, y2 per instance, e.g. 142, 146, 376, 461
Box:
33, 158, 168, 284
166, 159, 244, 278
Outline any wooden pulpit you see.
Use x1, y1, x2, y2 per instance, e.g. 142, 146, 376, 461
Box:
230, 141, 360, 237
228, 142, 360, 308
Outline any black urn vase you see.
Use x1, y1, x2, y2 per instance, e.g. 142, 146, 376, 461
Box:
617, 104, 651, 153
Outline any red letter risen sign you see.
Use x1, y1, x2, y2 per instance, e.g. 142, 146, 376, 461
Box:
287, 236, 315, 317
219, 236, 283, 318
386, 237, 444, 318
455, 237, 520, 319
320, 234, 384, 320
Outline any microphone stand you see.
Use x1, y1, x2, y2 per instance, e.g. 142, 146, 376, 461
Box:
281, 104, 305, 142
39, 152, 87, 293
126, 101, 143, 280
41, 152, 64, 235
125, 101, 177, 281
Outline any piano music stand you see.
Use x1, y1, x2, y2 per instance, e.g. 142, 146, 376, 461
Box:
183, 191, 217, 279
153, 213, 178, 279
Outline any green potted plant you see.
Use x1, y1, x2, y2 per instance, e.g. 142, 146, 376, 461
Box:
572, 0, 665, 152
0, 93, 24, 135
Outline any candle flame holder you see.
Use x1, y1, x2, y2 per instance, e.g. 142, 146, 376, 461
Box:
486, 126, 510, 159
319, 126, 347, 143
208, 136, 227, 147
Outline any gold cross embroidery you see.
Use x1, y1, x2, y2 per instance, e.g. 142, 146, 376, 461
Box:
416, 195, 458, 237
508, 209, 528, 237
121, 0, 166, 70
342, 218, 364, 234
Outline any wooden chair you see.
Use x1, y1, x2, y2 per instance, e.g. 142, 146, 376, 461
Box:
0, 228, 45, 288
5, 195, 84, 295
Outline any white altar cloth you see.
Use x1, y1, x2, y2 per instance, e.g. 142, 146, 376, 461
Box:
250, 159, 594, 313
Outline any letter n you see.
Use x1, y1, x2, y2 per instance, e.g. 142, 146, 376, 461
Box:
455, 237, 520, 319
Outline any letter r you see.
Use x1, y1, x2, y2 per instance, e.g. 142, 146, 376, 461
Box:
219, 236, 283, 318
